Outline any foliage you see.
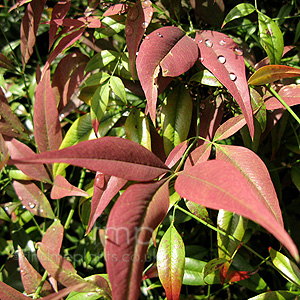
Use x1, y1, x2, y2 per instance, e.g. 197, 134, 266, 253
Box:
1, 0, 300, 299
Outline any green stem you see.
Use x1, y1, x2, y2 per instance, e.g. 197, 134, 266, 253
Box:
33, 270, 48, 299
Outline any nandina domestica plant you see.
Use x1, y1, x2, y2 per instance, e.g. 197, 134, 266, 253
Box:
1, 1, 300, 299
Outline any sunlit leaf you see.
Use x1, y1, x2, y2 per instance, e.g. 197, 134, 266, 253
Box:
189, 69, 222, 87
42, 219, 64, 254
110, 76, 127, 104
85, 50, 119, 73
186, 200, 213, 225
203, 258, 227, 284
94, 16, 125, 39
248, 290, 299, 300
184, 143, 212, 169
165, 140, 188, 169
103, 3, 129, 16
0, 280, 30, 300
157, 224, 185, 300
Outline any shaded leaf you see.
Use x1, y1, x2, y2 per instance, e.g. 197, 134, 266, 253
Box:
42, 220, 64, 254
189, 69, 222, 87
10, 137, 170, 182
0, 134, 9, 172
184, 143, 212, 169
203, 258, 227, 283
195, 30, 254, 137
186, 200, 213, 225
291, 165, 300, 192
18, 246, 53, 296
105, 180, 169, 300
0, 53, 14, 70
34, 68, 62, 153
251, 87, 267, 132
161, 84, 193, 156
86, 172, 127, 235
175, 160, 299, 260
157, 224, 185, 300
249, 65, 300, 85
258, 11, 284, 65
248, 290, 299, 300
9, 0, 32, 12
136, 26, 199, 122
50, 175, 90, 199
13, 181, 55, 219
126, 0, 153, 77
0, 280, 30, 300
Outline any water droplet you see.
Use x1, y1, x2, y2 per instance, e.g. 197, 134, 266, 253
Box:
198, 39, 203, 44
127, 6, 139, 21
125, 25, 133, 36
29, 202, 36, 209
4, 206, 8, 211
52, 228, 56, 231
60, 113, 65, 119
18, 196, 23, 201
229, 73, 237, 81
22, 205, 26, 209
40, 209, 44, 213
145, 35, 150, 40
143, 0, 152, 7
200, 103, 205, 109
219, 39, 226, 46
20, 270, 24, 273
217, 55, 226, 64
205, 39, 213, 47
141, 22, 148, 29
157, 32, 163, 38
199, 57, 204, 62
234, 48, 243, 56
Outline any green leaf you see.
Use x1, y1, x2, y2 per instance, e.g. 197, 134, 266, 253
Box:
269, 248, 300, 287
110, 76, 127, 104
222, 3, 256, 28
94, 16, 125, 39
250, 87, 267, 132
189, 70, 222, 87
85, 50, 119, 72
161, 84, 193, 156
248, 290, 300, 300
258, 11, 284, 65
157, 224, 185, 300
291, 165, 300, 191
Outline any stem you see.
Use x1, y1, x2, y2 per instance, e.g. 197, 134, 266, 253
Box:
33, 270, 48, 299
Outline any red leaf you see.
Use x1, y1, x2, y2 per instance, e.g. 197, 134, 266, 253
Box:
103, 3, 129, 16
226, 270, 252, 283
5, 138, 51, 183
9, 137, 170, 182
9, 0, 31, 12
34, 69, 62, 153
125, 0, 153, 77
106, 180, 169, 300
86, 172, 127, 235
184, 143, 212, 169
18, 246, 53, 296
0, 53, 14, 70
195, 31, 254, 138
42, 220, 64, 254
136, 26, 199, 122
13, 181, 55, 219
20, 0, 47, 65
165, 140, 188, 169
0, 280, 30, 300
50, 175, 90, 199
175, 160, 299, 261
142, 263, 158, 280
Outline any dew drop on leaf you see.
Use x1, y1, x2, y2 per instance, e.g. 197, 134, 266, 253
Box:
219, 39, 226, 46
19, 196, 23, 201
217, 55, 226, 64
200, 103, 205, 109
4, 207, 8, 211
234, 48, 243, 56
127, 6, 139, 21
143, 0, 152, 7
205, 39, 213, 47
28, 202, 36, 209
22, 205, 26, 209
145, 36, 150, 40
199, 57, 204, 62
141, 22, 148, 29
229, 72, 237, 81
125, 25, 133, 36
157, 32, 163, 38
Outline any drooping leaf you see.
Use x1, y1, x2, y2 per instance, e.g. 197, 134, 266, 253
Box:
175, 160, 299, 260
165, 140, 188, 169
10, 137, 170, 182
50, 175, 90, 199
86, 172, 127, 235
42, 220, 64, 254
13, 181, 55, 219
258, 11, 284, 65
125, 0, 153, 77
136, 26, 199, 122
0, 280, 30, 300
157, 224, 185, 300
105, 180, 169, 300
161, 84, 193, 156
248, 290, 299, 300
125, 108, 151, 150
18, 246, 53, 296
34, 68, 62, 153
221, 3, 256, 28
195, 30, 254, 138
269, 248, 300, 287
20, 0, 47, 65
5, 138, 51, 183
249, 65, 300, 85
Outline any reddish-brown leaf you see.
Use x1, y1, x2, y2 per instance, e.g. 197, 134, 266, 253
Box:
18, 246, 53, 296
0, 280, 30, 300
165, 140, 188, 169
136, 26, 199, 122
42, 220, 64, 254
8, 0, 31, 12
5, 138, 51, 183
9, 137, 170, 181
106, 180, 169, 300
103, 3, 129, 16
20, 0, 47, 65
195, 31, 254, 138
50, 175, 89, 199
13, 181, 55, 219
125, 0, 153, 77
175, 160, 299, 260
86, 172, 127, 234
0, 53, 14, 70
0, 134, 9, 172
34, 69, 62, 153
184, 143, 212, 169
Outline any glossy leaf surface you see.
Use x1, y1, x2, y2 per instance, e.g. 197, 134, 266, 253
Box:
106, 180, 169, 300
157, 224, 185, 300
165, 140, 188, 169
195, 31, 254, 137
175, 160, 298, 260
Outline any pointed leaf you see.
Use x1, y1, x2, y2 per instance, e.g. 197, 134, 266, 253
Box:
18, 246, 53, 296
186, 200, 213, 225
203, 257, 227, 283
110, 76, 127, 104
103, 4, 129, 16
184, 143, 212, 169
51, 175, 89, 199
34, 69, 62, 153
157, 224, 185, 300
0, 134, 9, 171
189, 69, 222, 87
195, 31, 254, 138
161, 84, 193, 156
136, 26, 199, 122
9, 0, 31, 12
125, 0, 153, 77
105, 180, 169, 300
13, 181, 55, 219
85, 50, 119, 73
165, 140, 188, 169
86, 172, 127, 234
248, 65, 300, 85
20, 0, 47, 65
0, 280, 30, 300
42, 220, 64, 254
175, 160, 299, 260
258, 12, 284, 65
10, 137, 170, 182
0, 53, 14, 70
